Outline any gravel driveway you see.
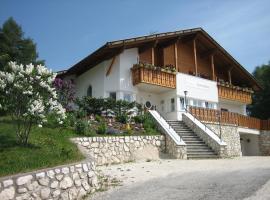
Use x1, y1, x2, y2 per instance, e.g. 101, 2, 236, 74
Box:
88, 157, 270, 200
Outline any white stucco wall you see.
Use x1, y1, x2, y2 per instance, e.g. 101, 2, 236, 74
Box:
218, 100, 247, 115
75, 61, 106, 98
176, 73, 218, 103
240, 134, 260, 156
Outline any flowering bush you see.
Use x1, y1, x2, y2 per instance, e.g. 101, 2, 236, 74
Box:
53, 78, 75, 111
0, 62, 66, 145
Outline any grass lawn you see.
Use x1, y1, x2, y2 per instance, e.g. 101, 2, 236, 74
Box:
0, 117, 84, 177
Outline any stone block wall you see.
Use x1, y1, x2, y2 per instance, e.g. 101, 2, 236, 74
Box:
165, 135, 187, 159
206, 123, 242, 157
182, 115, 227, 157
73, 135, 165, 165
0, 161, 99, 200
259, 131, 270, 156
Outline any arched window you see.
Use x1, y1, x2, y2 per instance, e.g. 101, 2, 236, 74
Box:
87, 85, 92, 97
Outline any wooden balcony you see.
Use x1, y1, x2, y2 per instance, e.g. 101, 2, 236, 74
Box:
189, 106, 270, 130
217, 83, 253, 104
131, 66, 176, 89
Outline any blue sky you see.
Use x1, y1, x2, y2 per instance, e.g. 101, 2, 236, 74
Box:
1, 0, 270, 72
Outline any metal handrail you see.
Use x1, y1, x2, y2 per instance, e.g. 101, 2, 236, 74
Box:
184, 106, 223, 142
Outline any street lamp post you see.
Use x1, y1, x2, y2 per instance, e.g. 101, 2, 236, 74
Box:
184, 90, 188, 112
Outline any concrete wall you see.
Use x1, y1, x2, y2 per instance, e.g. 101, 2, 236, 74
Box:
176, 73, 218, 103
218, 99, 247, 115
0, 161, 99, 200
240, 134, 260, 156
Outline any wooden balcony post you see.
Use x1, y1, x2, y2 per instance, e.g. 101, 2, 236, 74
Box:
193, 39, 198, 76
174, 42, 178, 71
151, 48, 154, 65
210, 54, 215, 80
228, 67, 232, 84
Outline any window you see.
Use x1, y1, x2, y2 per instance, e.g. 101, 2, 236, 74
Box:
124, 93, 132, 102
109, 92, 116, 100
171, 98, 175, 112
87, 85, 92, 97
205, 101, 209, 108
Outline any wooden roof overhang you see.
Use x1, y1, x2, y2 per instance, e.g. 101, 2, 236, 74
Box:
63, 28, 262, 91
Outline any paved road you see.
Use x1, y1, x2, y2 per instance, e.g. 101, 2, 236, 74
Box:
89, 157, 270, 200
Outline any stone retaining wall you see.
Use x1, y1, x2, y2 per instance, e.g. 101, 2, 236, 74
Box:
0, 160, 99, 200
259, 131, 270, 156
165, 135, 187, 159
73, 135, 165, 165
206, 123, 242, 157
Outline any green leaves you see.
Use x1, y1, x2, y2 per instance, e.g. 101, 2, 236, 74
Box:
0, 17, 44, 70
248, 62, 270, 119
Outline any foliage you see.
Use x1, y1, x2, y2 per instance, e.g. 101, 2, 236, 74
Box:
0, 17, 44, 70
116, 114, 128, 124
143, 113, 157, 131
0, 62, 66, 145
53, 78, 75, 111
248, 62, 270, 119
74, 119, 89, 135
76, 97, 140, 118
0, 116, 84, 177
133, 115, 145, 124
97, 121, 107, 135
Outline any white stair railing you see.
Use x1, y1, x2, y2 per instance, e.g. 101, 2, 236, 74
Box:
149, 110, 185, 145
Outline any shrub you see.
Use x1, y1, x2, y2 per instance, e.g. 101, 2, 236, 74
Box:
97, 122, 107, 135
53, 78, 75, 111
133, 115, 145, 124
143, 113, 157, 130
116, 114, 128, 124
74, 120, 89, 135
95, 115, 103, 122
0, 62, 66, 145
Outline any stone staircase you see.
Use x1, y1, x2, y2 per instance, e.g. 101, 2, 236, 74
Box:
167, 120, 218, 159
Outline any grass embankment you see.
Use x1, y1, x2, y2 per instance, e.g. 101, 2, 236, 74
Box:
0, 117, 84, 177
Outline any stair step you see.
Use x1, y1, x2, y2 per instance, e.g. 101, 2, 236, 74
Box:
185, 141, 205, 144
187, 149, 215, 152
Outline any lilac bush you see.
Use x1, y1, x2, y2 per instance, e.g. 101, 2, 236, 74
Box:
53, 78, 75, 111
0, 62, 66, 145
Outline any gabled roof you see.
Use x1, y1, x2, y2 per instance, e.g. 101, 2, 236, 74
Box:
61, 28, 261, 90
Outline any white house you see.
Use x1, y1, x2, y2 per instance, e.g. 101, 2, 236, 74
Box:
58, 28, 270, 157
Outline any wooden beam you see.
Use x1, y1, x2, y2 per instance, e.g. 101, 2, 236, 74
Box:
210, 54, 215, 80
182, 34, 197, 44
174, 42, 178, 71
106, 56, 117, 76
228, 66, 233, 84
200, 48, 216, 59
151, 47, 155, 65
193, 39, 198, 76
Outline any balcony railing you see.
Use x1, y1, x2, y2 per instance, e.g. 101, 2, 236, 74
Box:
131, 65, 176, 89
217, 83, 253, 104
189, 106, 270, 130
